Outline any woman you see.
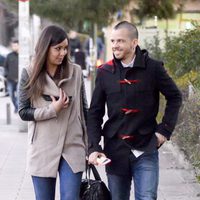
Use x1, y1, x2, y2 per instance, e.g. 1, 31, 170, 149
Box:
18, 25, 88, 200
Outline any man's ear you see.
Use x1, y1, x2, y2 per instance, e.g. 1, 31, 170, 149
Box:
132, 39, 138, 48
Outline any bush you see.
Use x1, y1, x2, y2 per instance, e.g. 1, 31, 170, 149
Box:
173, 90, 200, 178
144, 33, 163, 61
144, 25, 200, 89
163, 25, 200, 78
145, 26, 200, 180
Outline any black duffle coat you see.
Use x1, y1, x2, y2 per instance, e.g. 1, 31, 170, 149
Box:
87, 46, 182, 175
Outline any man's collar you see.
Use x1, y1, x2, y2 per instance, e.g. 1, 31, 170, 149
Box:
121, 56, 136, 68
100, 46, 148, 73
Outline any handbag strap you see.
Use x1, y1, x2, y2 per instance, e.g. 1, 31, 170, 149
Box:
89, 164, 101, 181
85, 161, 101, 181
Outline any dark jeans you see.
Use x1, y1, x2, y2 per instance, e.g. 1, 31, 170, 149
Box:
107, 150, 159, 200
32, 157, 82, 200
7, 79, 18, 112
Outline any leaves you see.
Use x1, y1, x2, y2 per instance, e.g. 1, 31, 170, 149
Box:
1, 0, 131, 31
30, 0, 131, 31
136, 0, 175, 21
163, 26, 200, 78
173, 91, 200, 177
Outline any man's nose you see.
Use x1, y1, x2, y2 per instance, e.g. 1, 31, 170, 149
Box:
112, 41, 119, 48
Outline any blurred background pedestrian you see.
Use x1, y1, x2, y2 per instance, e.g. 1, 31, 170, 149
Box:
69, 30, 81, 61
3, 38, 19, 113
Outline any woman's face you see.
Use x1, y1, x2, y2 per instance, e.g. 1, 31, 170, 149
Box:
47, 38, 68, 67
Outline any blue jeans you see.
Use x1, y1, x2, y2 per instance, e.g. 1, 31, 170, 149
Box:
32, 157, 82, 200
107, 150, 159, 200
7, 80, 18, 112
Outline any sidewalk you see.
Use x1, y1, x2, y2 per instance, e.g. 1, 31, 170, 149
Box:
0, 79, 200, 199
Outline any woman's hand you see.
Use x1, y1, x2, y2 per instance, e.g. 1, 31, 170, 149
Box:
50, 88, 69, 113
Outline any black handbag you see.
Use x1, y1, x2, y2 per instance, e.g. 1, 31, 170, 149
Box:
80, 164, 111, 200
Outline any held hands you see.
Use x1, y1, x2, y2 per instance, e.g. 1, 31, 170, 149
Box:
50, 88, 69, 113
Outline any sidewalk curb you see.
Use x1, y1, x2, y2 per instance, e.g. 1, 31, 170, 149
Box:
165, 141, 195, 170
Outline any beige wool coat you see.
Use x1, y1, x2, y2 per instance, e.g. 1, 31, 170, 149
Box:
19, 63, 87, 178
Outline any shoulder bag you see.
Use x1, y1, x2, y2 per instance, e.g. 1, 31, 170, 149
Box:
80, 164, 111, 200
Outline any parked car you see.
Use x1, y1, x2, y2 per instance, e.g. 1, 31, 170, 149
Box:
0, 44, 11, 97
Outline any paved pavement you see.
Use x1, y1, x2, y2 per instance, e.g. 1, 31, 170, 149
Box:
0, 78, 200, 200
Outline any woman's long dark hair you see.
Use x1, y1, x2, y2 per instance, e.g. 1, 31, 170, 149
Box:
26, 25, 69, 99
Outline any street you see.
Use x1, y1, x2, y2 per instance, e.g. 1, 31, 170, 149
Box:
0, 78, 200, 199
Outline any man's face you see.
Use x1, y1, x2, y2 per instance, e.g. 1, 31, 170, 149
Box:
11, 42, 19, 53
110, 28, 138, 63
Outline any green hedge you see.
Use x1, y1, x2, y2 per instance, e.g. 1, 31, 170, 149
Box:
145, 26, 200, 181
174, 91, 200, 180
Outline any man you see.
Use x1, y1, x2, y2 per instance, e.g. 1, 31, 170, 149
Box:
87, 21, 182, 200
69, 30, 81, 60
74, 48, 86, 70
4, 39, 19, 113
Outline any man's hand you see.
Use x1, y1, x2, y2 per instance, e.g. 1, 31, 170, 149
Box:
88, 152, 106, 165
155, 132, 167, 147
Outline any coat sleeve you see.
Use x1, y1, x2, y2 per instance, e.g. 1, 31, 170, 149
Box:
3, 54, 9, 77
18, 68, 57, 121
87, 68, 106, 155
81, 74, 88, 122
80, 74, 89, 152
18, 68, 35, 121
155, 62, 182, 139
